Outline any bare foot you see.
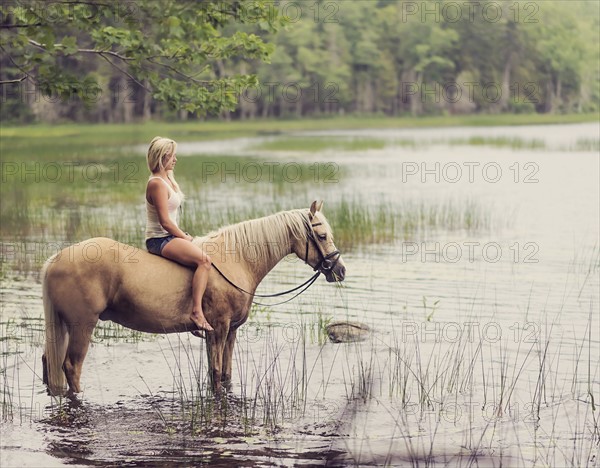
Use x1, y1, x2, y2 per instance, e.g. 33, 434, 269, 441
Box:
191, 311, 213, 336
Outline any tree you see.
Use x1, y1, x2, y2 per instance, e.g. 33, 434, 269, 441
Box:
0, 0, 285, 115
255, 0, 351, 117
523, 2, 590, 113
378, 1, 458, 115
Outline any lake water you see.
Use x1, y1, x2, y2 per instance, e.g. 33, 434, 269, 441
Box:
1, 122, 599, 466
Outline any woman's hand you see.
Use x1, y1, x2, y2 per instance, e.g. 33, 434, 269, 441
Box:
184, 233, 194, 242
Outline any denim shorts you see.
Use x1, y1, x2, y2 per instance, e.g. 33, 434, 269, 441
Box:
146, 235, 176, 256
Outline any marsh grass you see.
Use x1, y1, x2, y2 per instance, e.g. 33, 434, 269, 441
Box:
0, 315, 157, 359
449, 136, 547, 150
1, 292, 597, 467
92, 321, 157, 344
250, 135, 600, 153
340, 312, 600, 467
250, 134, 599, 153
0, 116, 594, 246
0, 315, 336, 436
0, 318, 41, 424
1, 338, 17, 422
330, 197, 494, 248
571, 138, 600, 152
251, 135, 557, 152
0, 191, 495, 277
0, 316, 161, 424
133, 322, 336, 438
251, 136, 387, 152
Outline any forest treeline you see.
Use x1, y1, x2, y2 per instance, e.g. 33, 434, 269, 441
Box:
1, 0, 599, 123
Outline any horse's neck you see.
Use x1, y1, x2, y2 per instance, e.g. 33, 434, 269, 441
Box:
243, 217, 297, 288
196, 212, 303, 291
249, 242, 291, 288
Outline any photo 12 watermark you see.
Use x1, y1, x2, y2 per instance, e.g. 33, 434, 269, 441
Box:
400, 1, 539, 23
196, 1, 340, 24
400, 81, 540, 106
0, 239, 320, 267
401, 161, 540, 184
0, 161, 139, 184
398, 320, 541, 344
400, 241, 540, 264
0, 1, 140, 25
401, 400, 548, 425
200, 161, 339, 184
1, 78, 542, 108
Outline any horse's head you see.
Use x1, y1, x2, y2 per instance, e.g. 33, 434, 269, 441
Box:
294, 200, 346, 283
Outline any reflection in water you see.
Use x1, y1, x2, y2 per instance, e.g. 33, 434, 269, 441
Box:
41, 380, 344, 466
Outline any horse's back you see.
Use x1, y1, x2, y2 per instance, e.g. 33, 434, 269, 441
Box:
44, 237, 251, 332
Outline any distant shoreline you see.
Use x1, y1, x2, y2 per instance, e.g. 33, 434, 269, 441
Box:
1, 113, 598, 151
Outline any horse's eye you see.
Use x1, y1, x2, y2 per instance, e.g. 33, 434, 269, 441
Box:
318, 234, 327, 241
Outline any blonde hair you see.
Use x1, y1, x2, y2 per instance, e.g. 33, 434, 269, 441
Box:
146, 136, 184, 197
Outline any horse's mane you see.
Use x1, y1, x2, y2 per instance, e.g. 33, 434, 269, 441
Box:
198, 208, 331, 262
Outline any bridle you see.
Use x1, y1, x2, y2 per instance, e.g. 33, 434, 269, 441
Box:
303, 218, 342, 275
210, 215, 341, 306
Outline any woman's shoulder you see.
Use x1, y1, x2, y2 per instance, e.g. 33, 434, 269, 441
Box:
147, 176, 168, 186
146, 177, 168, 192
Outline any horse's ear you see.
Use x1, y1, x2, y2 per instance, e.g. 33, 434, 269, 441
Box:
309, 200, 318, 218
317, 200, 324, 212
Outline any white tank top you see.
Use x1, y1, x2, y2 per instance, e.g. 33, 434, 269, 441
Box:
145, 176, 183, 239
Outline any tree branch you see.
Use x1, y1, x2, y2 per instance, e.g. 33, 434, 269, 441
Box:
0, 45, 37, 85
56, 1, 113, 7
78, 49, 134, 61
98, 53, 151, 92
27, 39, 48, 50
0, 24, 43, 29
28, 39, 134, 61
146, 57, 213, 85
0, 76, 28, 85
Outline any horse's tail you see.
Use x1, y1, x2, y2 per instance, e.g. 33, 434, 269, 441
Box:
42, 255, 68, 396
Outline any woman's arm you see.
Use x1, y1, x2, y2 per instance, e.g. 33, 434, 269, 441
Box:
147, 179, 191, 240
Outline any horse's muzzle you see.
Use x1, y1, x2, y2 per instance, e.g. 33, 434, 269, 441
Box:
326, 263, 346, 282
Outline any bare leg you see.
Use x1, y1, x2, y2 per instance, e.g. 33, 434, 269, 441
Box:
161, 238, 214, 333
189, 261, 213, 335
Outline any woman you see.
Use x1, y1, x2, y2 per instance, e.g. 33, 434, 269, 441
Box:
144, 136, 213, 336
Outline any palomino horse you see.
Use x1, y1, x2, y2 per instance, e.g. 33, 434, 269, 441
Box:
42, 201, 346, 396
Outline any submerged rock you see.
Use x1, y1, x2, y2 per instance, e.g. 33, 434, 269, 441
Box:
326, 321, 371, 343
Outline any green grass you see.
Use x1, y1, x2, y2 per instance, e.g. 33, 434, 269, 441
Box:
252, 136, 387, 152
1, 113, 597, 160
572, 138, 600, 152
249, 134, 594, 153
449, 136, 547, 150
329, 197, 494, 247
0, 195, 495, 279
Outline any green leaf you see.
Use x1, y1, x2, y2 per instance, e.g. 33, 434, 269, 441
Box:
61, 36, 78, 56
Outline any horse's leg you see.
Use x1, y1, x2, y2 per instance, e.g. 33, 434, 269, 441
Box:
222, 327, 237, 390
206, 321, 230, 394
42, 353, 48, 386
63, 319, 97, 394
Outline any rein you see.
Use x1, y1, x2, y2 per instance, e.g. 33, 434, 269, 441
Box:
212, 264, 321, 307
209, 217, 341, 307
